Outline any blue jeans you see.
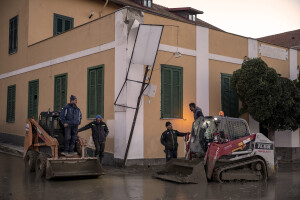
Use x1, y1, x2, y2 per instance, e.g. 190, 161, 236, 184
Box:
165, 150, 177, 162
64, 125, 78, 153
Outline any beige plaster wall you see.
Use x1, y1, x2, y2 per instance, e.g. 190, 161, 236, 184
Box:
28, 0, 120, 45
1, 12, 115, 74
0, 49, 115, 153
209, 60, 248, 122
143, 51, 196, 159
0, 0, 29, 75
144, 13, 196, 50
258, 42, 290, 78
209, 29, 248, 59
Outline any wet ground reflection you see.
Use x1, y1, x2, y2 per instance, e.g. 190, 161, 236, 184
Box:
0, 153, 299, 200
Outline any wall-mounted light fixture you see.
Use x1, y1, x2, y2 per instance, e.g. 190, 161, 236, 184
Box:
89, 11, 94, 19
174, 52, 182, 58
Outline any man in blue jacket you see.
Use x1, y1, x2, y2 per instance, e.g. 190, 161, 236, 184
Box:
60, 95, 82, 156
78, 115, 109, 164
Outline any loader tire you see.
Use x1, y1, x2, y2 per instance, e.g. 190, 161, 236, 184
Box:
35, 153, 48, 177
24, 150, 39, 172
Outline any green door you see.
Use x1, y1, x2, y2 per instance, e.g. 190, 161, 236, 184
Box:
221, 73, 239, 118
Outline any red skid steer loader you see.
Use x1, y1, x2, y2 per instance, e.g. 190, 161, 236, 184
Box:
154, 116, 276, 183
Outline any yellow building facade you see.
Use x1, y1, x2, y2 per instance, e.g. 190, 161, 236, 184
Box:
0, 0, 299, 164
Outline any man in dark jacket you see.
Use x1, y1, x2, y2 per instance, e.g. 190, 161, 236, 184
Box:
161, 121, 189, 162
78, 115, 109, 164
60, 95, 82, 156
189, 102, 204, 121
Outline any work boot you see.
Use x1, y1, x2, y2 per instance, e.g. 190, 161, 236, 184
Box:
61, 152, 68, 156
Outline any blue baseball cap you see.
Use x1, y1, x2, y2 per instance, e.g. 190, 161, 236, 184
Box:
96, 115, 103, 120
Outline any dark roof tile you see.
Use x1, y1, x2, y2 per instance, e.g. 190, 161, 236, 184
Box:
108, 0, 223, 31
258, 29, 300, 49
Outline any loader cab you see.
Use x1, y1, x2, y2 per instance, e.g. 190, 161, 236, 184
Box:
214, 116, 250, 141
39, 111, 65, 149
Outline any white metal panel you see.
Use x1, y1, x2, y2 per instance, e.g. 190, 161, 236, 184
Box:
131, 25, 163, 66
143, 84, 157, 98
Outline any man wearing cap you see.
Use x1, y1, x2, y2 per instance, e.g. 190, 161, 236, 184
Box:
160, 122, 189, 162
60, 95, 82, 156
78, 115, 109, 164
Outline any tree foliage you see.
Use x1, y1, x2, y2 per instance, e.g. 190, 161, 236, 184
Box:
231, 58, 300, 139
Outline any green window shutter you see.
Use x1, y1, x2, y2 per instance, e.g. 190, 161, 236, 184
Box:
9, 15, 18, 54
53, 14, 74, 36
28, 80, 39, 120
172, 69, 183, 118
64, 20, 72, 31
161, 65, 183, 118
161, 68, 172, 118
88, 65, 104, 118
6, 85, 16, 122
57, 18, 63, 33
221, 73, 239, 118
61, 75, 67, 108
54, 74, 67, 111
89, 70, 97, 117
96, 68, 104, 115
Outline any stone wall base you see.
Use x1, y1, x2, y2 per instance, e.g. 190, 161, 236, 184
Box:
276, 147, 300, 163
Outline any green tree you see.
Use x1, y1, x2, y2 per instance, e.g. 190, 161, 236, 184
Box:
231, 58, 300, 140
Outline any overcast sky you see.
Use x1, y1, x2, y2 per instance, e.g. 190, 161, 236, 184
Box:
154, 0, 300, 38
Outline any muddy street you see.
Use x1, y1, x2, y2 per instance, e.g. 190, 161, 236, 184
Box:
0, 153, 299, 200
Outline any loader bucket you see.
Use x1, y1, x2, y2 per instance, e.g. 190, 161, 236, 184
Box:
154, 159, 207, 184
46, 158, 104, 179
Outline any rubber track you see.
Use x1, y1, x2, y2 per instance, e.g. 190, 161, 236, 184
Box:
213, 158, 267, 183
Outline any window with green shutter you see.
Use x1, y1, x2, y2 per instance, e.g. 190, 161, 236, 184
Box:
221, 73, 239, 118
28, 80, 39, 119
87, 65, 104, 118
161, 65, 183, 118
53, 14, 74, 36
54, 73, 67, 111
6, 85, 16, 122
134, 0, 152, 8
9, 15, 18, 54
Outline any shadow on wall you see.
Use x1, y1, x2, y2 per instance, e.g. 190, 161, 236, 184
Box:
0, 132, 24, 146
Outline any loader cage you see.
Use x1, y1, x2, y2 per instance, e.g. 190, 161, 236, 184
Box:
219, 117, 250, 141
39, 111, 65, 151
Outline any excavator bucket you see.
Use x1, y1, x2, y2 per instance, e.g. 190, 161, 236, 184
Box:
46, 158, 104, 179
154, 159, 207, 184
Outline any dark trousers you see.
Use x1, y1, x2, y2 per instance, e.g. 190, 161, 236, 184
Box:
64, 125, 78, 153
94, 140, 105, 163
165, 150, 177, 162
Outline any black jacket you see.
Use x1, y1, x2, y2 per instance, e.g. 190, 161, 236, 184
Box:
161, 129, 187, 151
78, 121, 109, 142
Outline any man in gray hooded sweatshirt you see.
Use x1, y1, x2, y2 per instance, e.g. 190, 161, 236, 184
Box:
189, 102, 204, 121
